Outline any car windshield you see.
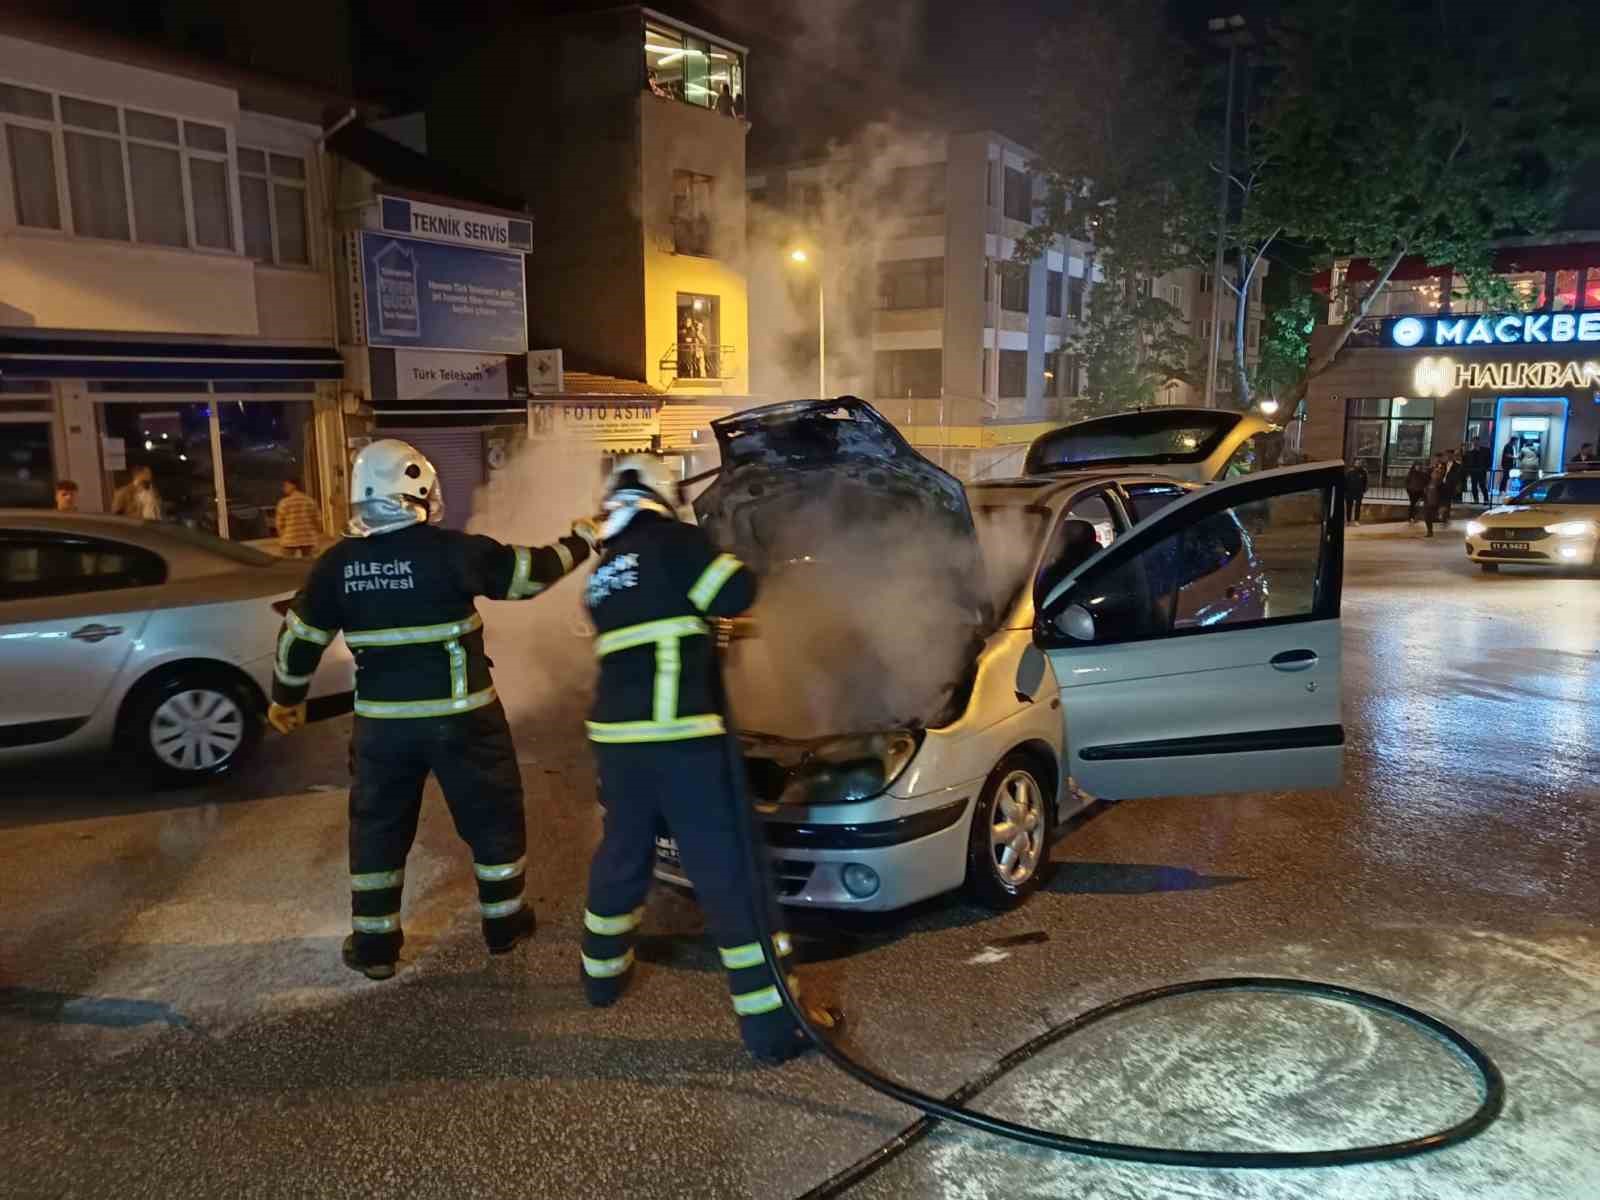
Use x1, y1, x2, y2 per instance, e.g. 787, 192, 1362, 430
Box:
974, 503, 1050, 618
1509, 477, 1600, 505
152, 522, 280, 566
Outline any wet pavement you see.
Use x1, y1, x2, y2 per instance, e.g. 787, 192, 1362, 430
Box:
2, 529, 1597, 1199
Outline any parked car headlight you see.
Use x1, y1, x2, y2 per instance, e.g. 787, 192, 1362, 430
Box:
772, 731, 924, 805
1465, 520, 1487, 537
1545, 520, 1596, 536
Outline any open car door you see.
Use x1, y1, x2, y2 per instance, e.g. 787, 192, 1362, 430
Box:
1036, 462, 1346, 800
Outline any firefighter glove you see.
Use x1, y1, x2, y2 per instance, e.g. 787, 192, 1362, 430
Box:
571, 515, 604, 552
267, 702, 307, 735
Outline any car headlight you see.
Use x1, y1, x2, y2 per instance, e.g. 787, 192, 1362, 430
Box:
769, 731, 924, 805
1465, 520, 1486, 537
1545, 520, 1596, 536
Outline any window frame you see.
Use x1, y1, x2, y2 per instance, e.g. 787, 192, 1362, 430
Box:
876, 257, 945, 311
670, 168, 716, 257
0, 530, 168, 601
997, 348, 1028, 398
0, 78, 240, 254
236, 144, 311, 267
1002, 166, 1032, 223
1046, 270, 1064, 317
1000, 263, 1029, 314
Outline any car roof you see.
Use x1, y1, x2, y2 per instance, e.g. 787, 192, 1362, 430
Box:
970, 471, 1187, 506
0, 510, 279, 577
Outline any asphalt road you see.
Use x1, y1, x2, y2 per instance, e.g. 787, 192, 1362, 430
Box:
2, 527, 1597, 1200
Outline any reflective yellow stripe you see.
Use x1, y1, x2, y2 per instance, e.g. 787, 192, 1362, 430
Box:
274, 665, 314, 687
585, 715, 726, 744
688, 553, 743, 612
445, 638, 467, 699
354, 686, 498, 719
731, 985, 784, 1016
554, 539, 575, 575
480, 897, 524, 919
351, 869, 404, 892
475, 857, 527, 882
582, 949, 635, 979
352, 913, 400, 934
719, 933, 793, 971
344, 613, 483, 647
653, 631, 681, 723
286, 610, 333, 645
593, 615, 709, 658
507, 546, 544, 600
584, 907, 644, 936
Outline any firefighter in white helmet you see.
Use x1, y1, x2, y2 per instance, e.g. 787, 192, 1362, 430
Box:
268, 438, 600, 980
578, 454, 839, 1061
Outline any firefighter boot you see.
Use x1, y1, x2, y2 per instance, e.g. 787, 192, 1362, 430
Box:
341, 934, 398, 981
485, 905, 536, 955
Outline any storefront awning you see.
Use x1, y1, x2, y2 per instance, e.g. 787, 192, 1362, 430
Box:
0, 333, 344, 381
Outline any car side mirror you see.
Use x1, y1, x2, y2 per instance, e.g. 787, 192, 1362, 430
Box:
1055, 603, 1096, 642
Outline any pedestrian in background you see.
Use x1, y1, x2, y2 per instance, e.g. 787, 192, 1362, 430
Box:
1405, 460, 1428, 525
1344, 461, 1368, 525
1500, 438, 1517, 498
1570, 442, 1596, 466
110, 466, 162, 520
1466, 438, 1491, 505
1422, 455, 1445, 537
274, 478, 321, 559
1441, 450, 1465, 525
53, 479, 79, 512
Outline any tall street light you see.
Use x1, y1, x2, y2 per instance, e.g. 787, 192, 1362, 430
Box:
790, 247, 825, 397
1205, 13, 1250, 409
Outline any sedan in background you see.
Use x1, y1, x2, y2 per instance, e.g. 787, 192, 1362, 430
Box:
1465, 469, 1600, 572
0, 511, 353, 785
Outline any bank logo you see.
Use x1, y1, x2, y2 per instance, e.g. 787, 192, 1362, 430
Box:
1392, 317, 1427, 347
1412, 356, 1457, 398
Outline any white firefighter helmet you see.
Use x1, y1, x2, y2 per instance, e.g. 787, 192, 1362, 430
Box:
347, 438, 443, 537
602, 454, 679, 511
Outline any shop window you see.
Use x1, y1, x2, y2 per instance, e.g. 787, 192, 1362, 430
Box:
1046, 270, 1064, 317
1003, 167, 1032, 222
1000, 264, 1029, 313
1554, 270, 1580, 312
676, 293, 722, 379
877, 258, 944, 310
645, 20, 745, 115
2, 86, 236, 249
238, 147, 309, 265
998, 349, 1028, 398
891, 164, 945, 216
874, 349, 942, 398
671, 170, 715, 256
1344, 396, 1434, 491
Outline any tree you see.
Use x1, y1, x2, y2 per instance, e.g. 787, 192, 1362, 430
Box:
1249, 281, 1317, 409
1072, 285, 1196, 416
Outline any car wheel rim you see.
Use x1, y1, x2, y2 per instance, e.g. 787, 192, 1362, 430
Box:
989, 769, 1044, 886
150, 688, 244, 771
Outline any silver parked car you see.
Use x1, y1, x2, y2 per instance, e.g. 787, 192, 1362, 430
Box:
0, 511, 353, 785
655, 400, 1346, 913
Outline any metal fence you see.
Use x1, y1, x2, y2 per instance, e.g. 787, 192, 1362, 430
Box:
1362, 469, 1538, 505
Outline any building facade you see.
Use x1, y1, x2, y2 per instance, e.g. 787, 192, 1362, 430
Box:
0, 28, 345, 538
1303, 237, 1600, 492
749, 132, 1268, 480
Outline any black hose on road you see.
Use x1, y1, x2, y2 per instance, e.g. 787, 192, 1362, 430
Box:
714, 717, 1506, 1191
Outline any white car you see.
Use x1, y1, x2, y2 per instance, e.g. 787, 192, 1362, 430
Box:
0, 511, 353, 785
1465, 470, 1600, 572
656, 400, 1346, 912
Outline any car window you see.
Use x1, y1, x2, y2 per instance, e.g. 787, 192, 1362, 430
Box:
1033, 490, 1124, 605
1516, 477, 1600, 505
1052, 482, 1331, 643
151, 523, 279, 566
1123, 484, 1188, 523
1064, 493, 1120, 548
0, 533, 167, 601
1222, 431, 1284, 478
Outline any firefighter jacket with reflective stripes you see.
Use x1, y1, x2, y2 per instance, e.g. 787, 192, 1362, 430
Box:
271, 523, 590, 719
585, 511, 755, 743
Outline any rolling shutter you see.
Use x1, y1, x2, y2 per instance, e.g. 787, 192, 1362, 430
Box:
381, 427, 484, 532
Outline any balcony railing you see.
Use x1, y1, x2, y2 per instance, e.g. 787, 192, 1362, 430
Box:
660, 344, 737, 387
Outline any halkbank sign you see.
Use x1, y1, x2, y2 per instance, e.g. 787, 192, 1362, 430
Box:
1412, 355, 1600, 397
1387, 310, 1600, 348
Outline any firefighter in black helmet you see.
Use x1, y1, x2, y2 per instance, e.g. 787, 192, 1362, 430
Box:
268, 438, 598, 980
579, 454, 838, 1062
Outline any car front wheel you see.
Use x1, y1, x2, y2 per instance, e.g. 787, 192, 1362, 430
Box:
964, 753, 1052, 911
122, 669, 263, 786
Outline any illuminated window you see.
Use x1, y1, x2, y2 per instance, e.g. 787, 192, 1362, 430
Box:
645, 20, 744, 114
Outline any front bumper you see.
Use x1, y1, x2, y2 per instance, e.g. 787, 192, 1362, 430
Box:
1465, 529, 1598, 566
654, 794, 973, 911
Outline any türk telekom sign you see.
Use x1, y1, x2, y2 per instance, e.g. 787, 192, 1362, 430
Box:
1387, 310, 1600, 348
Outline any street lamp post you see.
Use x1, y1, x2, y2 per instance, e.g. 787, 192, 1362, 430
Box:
1205, 13, 1250, 410
790, 248, 826, 397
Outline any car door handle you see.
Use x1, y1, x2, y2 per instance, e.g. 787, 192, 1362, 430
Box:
70, 623, 123, 644
1270, 649, 1318, 672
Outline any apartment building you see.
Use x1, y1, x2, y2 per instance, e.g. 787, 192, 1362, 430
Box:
0, 25, 349, 538
1156, 264, 1268, 409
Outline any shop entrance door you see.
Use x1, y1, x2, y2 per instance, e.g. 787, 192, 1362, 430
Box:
1493, 397, 1569, 497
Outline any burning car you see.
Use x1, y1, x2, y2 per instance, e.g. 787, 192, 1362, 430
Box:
656, 399, 1347, 913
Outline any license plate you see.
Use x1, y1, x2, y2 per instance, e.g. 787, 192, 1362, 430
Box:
1490, 541, 1530, 552
654, 835, 681, 867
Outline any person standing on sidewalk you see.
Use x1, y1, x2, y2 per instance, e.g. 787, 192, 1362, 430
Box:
1344, 461, 1369, 525
1441, 450, 1465, 526
274, 478, 321, 558
1466, 439, 1491, 505
1422, 455, 1445, 537
1406, 460, 1428, 525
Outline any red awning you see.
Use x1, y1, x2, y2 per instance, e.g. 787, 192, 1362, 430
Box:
1313, 242, 1600, 292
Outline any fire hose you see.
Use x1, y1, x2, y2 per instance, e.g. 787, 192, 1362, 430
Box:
711, 687, 1505, 1190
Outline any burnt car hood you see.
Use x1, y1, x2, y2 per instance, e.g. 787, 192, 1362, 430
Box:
693, 398, 989, 739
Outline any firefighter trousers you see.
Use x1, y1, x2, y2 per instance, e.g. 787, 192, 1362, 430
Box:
582, 737, 803, 1058
347, 700, 528, 964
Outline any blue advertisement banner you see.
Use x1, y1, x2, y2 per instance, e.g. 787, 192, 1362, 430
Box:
360, 231, 528, 354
